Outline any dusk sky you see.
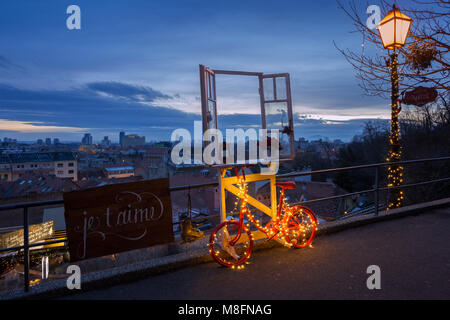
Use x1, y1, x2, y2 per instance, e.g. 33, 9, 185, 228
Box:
0, 0, 401, 143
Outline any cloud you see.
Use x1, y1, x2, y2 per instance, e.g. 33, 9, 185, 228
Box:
0, 119, 87, 133
86, 81, 171, 103
0, 82, 383, 142
0, 55, 24, 71
0, 82, 198, 141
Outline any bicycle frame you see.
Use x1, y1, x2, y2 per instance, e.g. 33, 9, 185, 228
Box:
210, 166, 318, 267
229, 168, 291, 246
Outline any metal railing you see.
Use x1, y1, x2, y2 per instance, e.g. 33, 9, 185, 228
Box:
1, 155, 449, 293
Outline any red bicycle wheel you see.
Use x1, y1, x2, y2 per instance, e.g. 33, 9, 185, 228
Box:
284, 205, 318, 248
209, 220, 253, 268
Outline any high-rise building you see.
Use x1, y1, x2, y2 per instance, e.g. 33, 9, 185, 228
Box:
81, 133, 93, 145
119, 132, 125, 146
45, 138, 52, 146
53, 138, 60, 145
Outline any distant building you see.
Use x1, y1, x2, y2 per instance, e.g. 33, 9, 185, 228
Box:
37, 139, 43, 145
128, 147, 170, 179
53, 138, 60, 145
103, 164, 134, 179
101, 136, 111, 148
296, 137, 309, 152
3, 137, 17, 144
45, 138, 52, 146
53, 152, 78, 181
120, 132, 145, 147
0, 152, 78, 182
81, 133, 93, 145
119, 131, 125, 146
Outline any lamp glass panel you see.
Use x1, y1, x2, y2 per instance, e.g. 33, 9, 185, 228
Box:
395, 19, 411, 46
378, 19, 395, 48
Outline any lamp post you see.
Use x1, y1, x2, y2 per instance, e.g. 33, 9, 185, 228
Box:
377, 5, 412, 208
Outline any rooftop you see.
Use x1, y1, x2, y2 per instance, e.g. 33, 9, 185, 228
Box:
0, 152, 76, 164
0, 172, 79, 200
104, 166, 134, 172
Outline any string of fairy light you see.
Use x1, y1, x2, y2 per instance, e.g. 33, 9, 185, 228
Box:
209, 170, 317, 268
208, 173, 253, 269
234, 173, 316, 249
386, 51, 404, 209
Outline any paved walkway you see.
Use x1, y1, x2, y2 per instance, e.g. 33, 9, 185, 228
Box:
68, 207, 450, 299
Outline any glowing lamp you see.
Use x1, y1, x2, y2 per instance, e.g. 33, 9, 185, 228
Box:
377, 5, 412, 50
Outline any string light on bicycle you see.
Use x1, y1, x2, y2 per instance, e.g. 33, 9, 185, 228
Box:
209, 167, 318, 268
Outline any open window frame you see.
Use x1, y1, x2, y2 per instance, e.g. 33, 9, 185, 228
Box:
199, 65, 295, 164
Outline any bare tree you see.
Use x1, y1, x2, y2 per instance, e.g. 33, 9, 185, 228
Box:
335, 0, 449, 98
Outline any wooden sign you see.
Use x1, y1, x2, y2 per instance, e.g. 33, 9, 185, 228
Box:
403, 86, 438, 107
0, 220, 55, 249
63, 179, 174, 262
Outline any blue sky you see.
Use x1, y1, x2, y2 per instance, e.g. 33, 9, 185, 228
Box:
0, 0, 398, 142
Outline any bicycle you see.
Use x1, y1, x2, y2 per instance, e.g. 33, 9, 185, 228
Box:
209, 167, 318, 268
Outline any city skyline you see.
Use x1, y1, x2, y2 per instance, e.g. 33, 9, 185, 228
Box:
1, 1, 397, 142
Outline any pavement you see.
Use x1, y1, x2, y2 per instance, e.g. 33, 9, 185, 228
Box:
66, 207, 450, 300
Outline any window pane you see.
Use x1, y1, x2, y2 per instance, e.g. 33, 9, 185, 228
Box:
209, 74, 215, 100
264, 102, 292, 158
207, 100, 216, 130
263, 78, 274, 101
276, 77, 287, 100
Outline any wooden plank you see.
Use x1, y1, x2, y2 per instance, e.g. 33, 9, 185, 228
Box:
63, 179, 174, 262
212, 70, 263, 76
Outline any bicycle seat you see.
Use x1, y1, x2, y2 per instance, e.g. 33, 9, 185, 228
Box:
275, 181, 296, 189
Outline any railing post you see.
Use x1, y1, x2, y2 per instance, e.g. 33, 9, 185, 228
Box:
23, 206, 30, 292
374, 166, 379, 216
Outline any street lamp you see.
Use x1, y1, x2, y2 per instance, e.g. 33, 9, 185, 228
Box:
377, 5, 412, 208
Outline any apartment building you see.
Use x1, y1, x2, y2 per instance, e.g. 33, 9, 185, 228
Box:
0, 152, 78, 182
119, 132, 145, 147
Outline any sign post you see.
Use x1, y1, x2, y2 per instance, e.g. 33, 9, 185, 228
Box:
63, 179, 174, 262
402, 86, 438, 107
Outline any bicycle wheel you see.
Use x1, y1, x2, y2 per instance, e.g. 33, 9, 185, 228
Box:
209, 220, 253, 268
284, 205, 317, 248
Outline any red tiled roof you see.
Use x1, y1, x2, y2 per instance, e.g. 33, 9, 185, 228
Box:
0, 172, 79, 200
